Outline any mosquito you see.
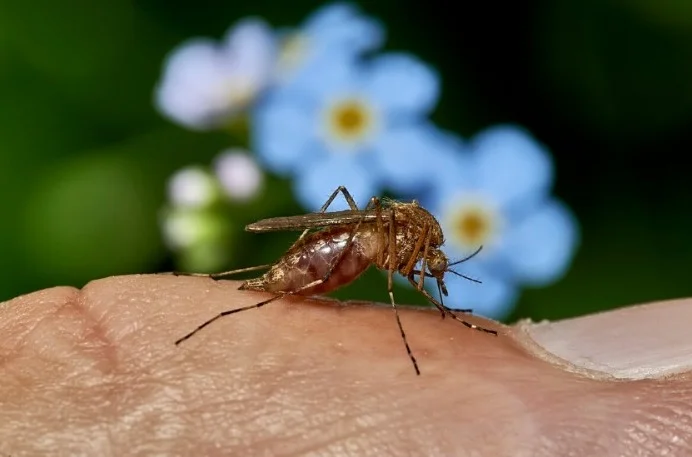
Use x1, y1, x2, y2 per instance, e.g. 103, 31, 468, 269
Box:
174, 186, 497, 375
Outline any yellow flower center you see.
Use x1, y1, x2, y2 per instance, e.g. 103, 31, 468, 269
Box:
445, 197, 501, 252
324, 97, 377, 146
457, 209, 488, 244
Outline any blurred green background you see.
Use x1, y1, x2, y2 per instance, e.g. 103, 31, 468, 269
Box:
2, 0, 691, 322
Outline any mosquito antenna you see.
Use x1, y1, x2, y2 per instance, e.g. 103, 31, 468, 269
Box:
447, 269, 483, 284
449, 245, 483, 266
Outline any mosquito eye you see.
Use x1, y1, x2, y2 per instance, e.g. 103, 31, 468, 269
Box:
430, 257, 446, 273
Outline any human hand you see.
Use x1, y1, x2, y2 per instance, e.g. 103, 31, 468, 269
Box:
1, 275, 691, 456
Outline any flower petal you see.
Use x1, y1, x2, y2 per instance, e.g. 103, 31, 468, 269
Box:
213, 149, 263, 202
471, 125, 554, 211
167, 167, 219, 208
155, 39, 233, 129
221, 18, 276, 83
503, 199, 579, 286
284, 51, 360, 101
294, 153, 380, 211
304, 2, 384, 54
376, 127, 474, 208
364, 53, 440, 119
439, 264, 519, 320
252, 94, 320, 175
372, 125, 466, 196
423, 131, 475, 208
155, 19, 275, 130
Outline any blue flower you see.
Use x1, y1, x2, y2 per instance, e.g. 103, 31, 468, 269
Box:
155, 18, 276, 130
275, 3, 385, 88
420, 125, 580, 319
253, 51, 442, 210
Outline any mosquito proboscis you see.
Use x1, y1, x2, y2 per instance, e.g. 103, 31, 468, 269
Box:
173, 186, 497, 375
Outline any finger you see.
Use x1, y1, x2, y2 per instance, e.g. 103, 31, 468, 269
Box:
518, 297, 692, 379
1, 275, 691, 457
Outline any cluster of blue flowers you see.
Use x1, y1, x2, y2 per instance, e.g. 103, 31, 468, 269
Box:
154, 2, 579, 319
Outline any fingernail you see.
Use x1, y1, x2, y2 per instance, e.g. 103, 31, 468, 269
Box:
515, 298, 692, 380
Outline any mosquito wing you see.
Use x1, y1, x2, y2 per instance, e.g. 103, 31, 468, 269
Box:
245, 209, 390, 232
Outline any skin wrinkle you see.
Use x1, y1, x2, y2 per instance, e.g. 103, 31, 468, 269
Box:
274, 418, 380, 457
264, 365, 528, 456
2, 275, 692, 456
0, 287, 78, 366
624, 380, 692, 455
71, 288, 122, 376
3, 284, 192, 455
244, 389, 371, 454
3, 290, 101, 412
177, 343, 340, 451
240, 369, 392, 455
625, 422, 666, 455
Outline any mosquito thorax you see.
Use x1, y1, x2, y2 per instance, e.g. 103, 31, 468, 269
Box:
392, 201, 445, 243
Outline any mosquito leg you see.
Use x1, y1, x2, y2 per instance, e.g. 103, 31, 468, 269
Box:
296, 186, 361, 243
408, 272, 447, 319
409, 279, 497, 335
387, 207, 396, 294
374, 199, 385, 266
408, 269, 474, 313
171, 264, 274, 280
410, 269, 434, 279
413, 232, 442, 319
401, 224, 428, 277
317, 185, 360, 212
415, 230, 433, 290
447, 308, 497, 335
388, 268, 420, 376
381, 208, 420, 375
175, 275, 333, 345
397, 222, 435, 323
436, 280, 446, 314
175, 294, 282, 345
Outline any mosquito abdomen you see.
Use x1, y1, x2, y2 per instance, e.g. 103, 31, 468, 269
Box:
240, 226, 380, 296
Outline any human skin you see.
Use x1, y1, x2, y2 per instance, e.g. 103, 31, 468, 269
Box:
1, 275, 691, 456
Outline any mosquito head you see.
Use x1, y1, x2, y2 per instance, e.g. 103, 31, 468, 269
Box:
427, 246, 484, 296
427, 248, 450, 296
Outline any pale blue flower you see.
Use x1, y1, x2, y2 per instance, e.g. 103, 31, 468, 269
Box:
213, 149, 263, 202
275, 2, 384, 88
421, 125, 579, 319
253, 51, 441, 210
155, 18, 276, 130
